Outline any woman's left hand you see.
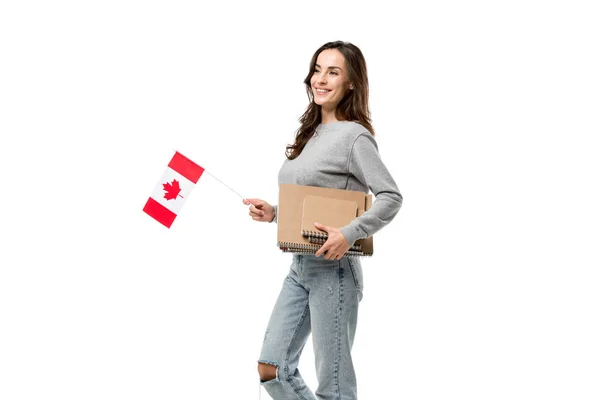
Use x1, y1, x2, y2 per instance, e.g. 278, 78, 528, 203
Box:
313, 222, 352, 260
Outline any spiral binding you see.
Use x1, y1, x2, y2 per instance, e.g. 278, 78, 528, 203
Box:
301, 229, 329, 239
277, 241, 372, 257
306, 236, 362, 252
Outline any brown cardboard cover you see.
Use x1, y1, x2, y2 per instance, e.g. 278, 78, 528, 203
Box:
277, 184, 374, 257
300, 195, 358, 238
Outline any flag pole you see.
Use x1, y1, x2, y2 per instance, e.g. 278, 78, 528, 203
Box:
171, 149, 245, 200
203, 169, 245, 200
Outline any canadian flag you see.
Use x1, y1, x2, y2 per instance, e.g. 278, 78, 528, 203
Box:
143, 151, 204, 228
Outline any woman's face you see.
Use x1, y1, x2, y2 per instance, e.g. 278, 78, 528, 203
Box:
310, 49, 353, 112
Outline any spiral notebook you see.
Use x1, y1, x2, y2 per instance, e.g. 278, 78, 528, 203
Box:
300, 195, 362, 252
277, 184, 374, 257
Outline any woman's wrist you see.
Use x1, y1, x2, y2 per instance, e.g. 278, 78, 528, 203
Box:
269, 205, 278, 223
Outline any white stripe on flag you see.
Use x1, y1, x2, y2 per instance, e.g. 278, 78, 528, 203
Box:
149, 167, 196, 216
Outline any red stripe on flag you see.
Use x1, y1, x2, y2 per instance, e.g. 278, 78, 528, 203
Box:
143, 197, 177, 228
168, 151, 204, 183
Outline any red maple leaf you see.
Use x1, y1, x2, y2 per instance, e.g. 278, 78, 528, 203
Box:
162, 179, 184, 200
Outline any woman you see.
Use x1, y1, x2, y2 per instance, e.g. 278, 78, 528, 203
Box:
243, 41, 402, 400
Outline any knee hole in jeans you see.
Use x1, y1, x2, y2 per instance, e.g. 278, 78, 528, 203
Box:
257, 362, 277, 382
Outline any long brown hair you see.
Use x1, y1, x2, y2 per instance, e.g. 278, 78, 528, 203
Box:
285, 41, 374, 160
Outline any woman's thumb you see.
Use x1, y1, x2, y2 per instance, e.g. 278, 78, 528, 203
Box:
244, 198, 267, 209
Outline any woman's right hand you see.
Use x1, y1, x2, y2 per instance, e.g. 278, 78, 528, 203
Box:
243, 198, 275, 222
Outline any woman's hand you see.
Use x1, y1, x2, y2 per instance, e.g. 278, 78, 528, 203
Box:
313, 222, 352, 260
243, 198, 275, 222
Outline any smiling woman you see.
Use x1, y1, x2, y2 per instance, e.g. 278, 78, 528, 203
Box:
311, 50, 352, 117
242, 40, 403, 400
284, 41, 375, 162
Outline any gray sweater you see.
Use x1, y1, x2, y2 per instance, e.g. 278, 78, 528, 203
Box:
272, 121, 402, 245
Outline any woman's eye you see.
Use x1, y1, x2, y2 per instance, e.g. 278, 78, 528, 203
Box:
313, 69, 337, 76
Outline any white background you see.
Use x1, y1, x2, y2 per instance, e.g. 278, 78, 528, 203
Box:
1, 1, 599, 399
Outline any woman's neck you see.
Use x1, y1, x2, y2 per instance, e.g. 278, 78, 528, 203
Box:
320, 109, 340, 124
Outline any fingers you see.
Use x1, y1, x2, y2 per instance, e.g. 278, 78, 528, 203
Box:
316, 240, 346, 260
314, 222, 329, 232
243, 198, 264, 207
249, 209, 262, 219
249, 205, 265, 217
317, 248, 340, 260
244, 198, 268, 221
244, 199, 266, 213
315, 245, 330, 258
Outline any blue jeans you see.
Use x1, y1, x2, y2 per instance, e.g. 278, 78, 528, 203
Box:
258, 254, 364, 400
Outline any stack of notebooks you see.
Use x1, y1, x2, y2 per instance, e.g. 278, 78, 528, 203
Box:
277, 184, 373, 257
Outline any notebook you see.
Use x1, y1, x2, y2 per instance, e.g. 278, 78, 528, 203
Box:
277, 184, 374, 257
300, 195, 362, 249
300, 195, 357, 236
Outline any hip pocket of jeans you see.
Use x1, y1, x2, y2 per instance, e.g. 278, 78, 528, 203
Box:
347, 257, 363, 290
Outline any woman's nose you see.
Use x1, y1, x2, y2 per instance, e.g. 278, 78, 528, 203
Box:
317, 71, 327, 84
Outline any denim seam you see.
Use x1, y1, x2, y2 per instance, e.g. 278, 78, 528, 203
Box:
334, 262, 344, 400
257, 359, 279, 365
349, 263, 360, 290
284, 300, 311, 400
298, 256, 304, 280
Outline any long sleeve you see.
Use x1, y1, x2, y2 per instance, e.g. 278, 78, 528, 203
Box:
339, 133, 402, 245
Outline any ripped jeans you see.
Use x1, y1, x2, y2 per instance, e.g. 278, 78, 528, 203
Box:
258, 254, 364, 400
